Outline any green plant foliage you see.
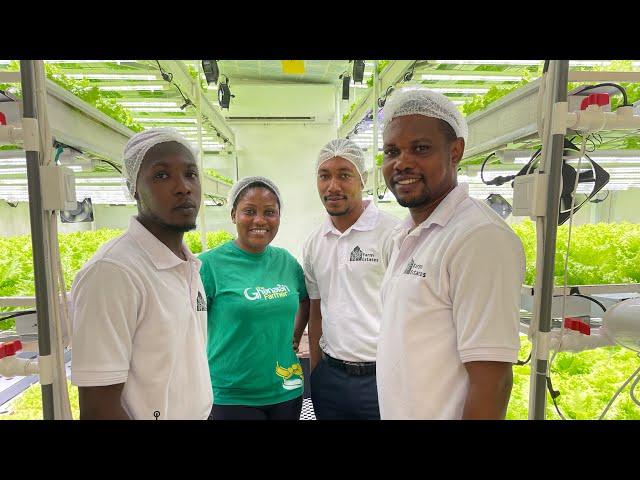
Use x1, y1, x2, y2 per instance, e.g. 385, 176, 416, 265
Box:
0, 381, 79, 420
183, 230, 235, 254
375, 152, 384, 167
462, 77, 531, 116
204, 168, 233, 185
342, 101, 358, 125
1, 61, 143, 133
2, 219, 639, 419
2, 337, 638, 420
0, 228, 234, 329
511, 220, 640, 286
463, 61, 640, 147
366, 60, 390, 88
507, 337, 640, 420
187, 64, 208, 91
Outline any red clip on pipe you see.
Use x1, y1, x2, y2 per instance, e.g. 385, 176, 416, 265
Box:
0, 340, 23, 359
580, 93, 610, 110
563, 317, 591, 335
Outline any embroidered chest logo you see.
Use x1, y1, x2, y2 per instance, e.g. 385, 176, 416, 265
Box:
349, 245, 379, 263
196, 291, 207, 311
403, 258, 427, 277
243, 284, 291, 301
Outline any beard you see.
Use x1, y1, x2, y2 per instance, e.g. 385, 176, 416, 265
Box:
158, 220, 197, 233
327, 207, 350, 217
139, 204, 197, 232
391, 183, 432, 209
323, 196, 351, 217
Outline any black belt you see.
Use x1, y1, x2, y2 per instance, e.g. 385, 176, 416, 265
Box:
322, 352, 376, 376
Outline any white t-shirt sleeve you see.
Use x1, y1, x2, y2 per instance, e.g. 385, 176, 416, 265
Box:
71, 260, 143, 386
449, 225, 525, 364
302, 239, 320, 300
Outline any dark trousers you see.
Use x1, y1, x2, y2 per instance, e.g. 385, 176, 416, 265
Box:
208, 395, 303, 420
310, 356, 380, 420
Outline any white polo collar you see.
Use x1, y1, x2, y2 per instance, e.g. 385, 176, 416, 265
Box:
321, 199, 380, 236
394, 183, 470, 233
128, 216, 201, 271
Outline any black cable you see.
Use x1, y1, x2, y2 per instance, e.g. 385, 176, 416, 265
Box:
480, 152, 517, 186
594, 133, 603, 146
378, 85, 395, 108
98, 158, 122, 174
516, 353, 531, 366
590, 189, 609, 204
154, 60, 191, 109
524, 146, 543, 175
173, 83, 192, 109
0, 310, 36, 321
0, 89, 14, 101
579, 82, 629, 107
155, 60, 173, 82
546, 375, 566, 419
204, 194, 224, 206
403, 62, 416, 82
53, 140, 82, 155
563, 292, 607, 313
480, 152, 496, 185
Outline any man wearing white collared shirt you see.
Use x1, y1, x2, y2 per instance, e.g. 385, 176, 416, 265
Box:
300, 138, 399, 420
71, 128, 212, 420
377, 88, 525, 420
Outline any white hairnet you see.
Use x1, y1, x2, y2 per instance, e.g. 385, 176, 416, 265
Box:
382, 87, 468, 143
317, 138, 367, 187
228, 176, 282, 210
123, 127, 198, 197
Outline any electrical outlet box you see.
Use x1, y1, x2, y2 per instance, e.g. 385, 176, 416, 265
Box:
40, 165, 77, 211
513, 173, 549, 219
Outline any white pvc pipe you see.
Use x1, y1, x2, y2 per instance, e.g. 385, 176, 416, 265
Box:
0, 356, 39, 377
566, 107, 640, 132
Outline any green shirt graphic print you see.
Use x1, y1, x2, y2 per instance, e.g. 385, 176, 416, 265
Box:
199, 241, 308, 406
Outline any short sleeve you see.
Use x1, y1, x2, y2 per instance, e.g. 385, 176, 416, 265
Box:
449, 225, 525, 364
302, 240, 320, 300
294, 257, 308, 302
199, 253, 216, 310
71, 261, 143, 386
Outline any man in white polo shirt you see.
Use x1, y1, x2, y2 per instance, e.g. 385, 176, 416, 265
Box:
301, 138, 399, 420
70, 127, 212, 420
377, 88, 525, 420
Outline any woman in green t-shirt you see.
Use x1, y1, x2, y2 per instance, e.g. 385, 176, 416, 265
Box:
199, 176, 310, 420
